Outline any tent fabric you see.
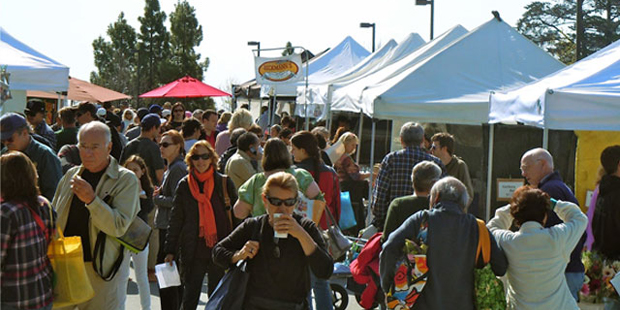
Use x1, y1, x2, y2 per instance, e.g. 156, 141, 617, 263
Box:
264, 36, 370, 97
330, 25, 469, 116
359, 18, 565, 124
27, 76, 131, 103
140, 75, 231, 98
489, 38, 620, 131
0, 27, 69, 92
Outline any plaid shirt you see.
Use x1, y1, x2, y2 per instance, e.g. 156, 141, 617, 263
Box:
1, 198, 54, 309
371, 146, 444, 229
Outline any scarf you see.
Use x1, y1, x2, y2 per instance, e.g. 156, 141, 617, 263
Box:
188, 167, 218, 247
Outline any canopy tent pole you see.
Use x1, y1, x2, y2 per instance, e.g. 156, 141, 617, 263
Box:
356, 110, 364, 163
366, 119, 376, 226
304, 50, 310, 131
485, 123, 495, 221
542, 127, 549, 150
325, 84, 333, 134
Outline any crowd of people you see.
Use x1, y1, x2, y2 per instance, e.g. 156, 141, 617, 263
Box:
1, 98, 618, 310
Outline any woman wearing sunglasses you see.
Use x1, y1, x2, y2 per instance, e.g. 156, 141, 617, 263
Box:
213, 172, 333, 310
153, 130, 187, 309
167, 102, 186, 131
163, 141, 237, 310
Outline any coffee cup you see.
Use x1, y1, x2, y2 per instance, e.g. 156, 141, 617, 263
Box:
273, 213, 288, 238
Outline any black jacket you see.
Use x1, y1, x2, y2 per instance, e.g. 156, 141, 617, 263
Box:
592, 174, 620, 260
164, 171, 237, 266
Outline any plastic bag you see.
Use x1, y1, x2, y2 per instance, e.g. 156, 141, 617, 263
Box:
339, 191, 357, 230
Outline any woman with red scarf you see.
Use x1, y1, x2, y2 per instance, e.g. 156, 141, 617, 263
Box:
163, 140, 237, 310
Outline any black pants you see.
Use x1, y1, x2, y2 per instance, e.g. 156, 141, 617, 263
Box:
180, 243, 225, 310
157, 229, 183, 310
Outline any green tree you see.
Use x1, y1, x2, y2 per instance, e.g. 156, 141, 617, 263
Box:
518, 0, 620, 64
282, 42, 294, 56
137, 0, 170, 94
91, 12, 137, 98
168, 1, 209, 81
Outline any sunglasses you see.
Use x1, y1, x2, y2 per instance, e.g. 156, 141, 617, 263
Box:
174, 109, 184, 113
190, 153, 211, 161
159, 142, 174, 148
266, 195, 298, 207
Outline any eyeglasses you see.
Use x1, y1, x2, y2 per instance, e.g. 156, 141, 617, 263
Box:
273, 237, 281, 258
159, 142, 174, 148
430, 144, 438, 150
266, 195, 298, 207
190, 153, 210, 161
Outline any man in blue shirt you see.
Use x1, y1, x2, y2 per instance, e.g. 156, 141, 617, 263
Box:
520, 147, 586, 300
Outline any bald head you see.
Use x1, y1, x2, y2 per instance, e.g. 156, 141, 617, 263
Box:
520, 148, 554, 187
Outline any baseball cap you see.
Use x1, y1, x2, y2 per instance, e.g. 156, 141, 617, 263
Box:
162, 109, 171, 118
149, 104, 162, 115
141, 113, 161, 130
136, 108, 149, 121
24, 99, 46, 115
1, 113, 29, 140
97, 107, 107, 117
72, 102, 98, 117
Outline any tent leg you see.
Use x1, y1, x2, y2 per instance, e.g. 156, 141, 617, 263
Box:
543, 127, 549, 150
366, 119, 376, 226
485, 124, 494, 221
356, 110, 364, 163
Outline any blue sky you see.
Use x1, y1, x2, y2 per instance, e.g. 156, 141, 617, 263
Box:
1, 0, 534, 92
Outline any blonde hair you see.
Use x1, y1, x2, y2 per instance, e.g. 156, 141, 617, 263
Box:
262, 171, 299, 196
228, 109, 253, 131
338, 132, 358, 146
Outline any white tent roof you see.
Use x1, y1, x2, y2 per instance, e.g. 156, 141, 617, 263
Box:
0, 27, 69, 92
330, 25, 469, 115
489, 38, 620, 131
265, 36, 369, 97
358, 18, 565, 124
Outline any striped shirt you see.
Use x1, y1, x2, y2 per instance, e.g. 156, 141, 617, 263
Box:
1, 197, 54, 309
371, 146, 444, 229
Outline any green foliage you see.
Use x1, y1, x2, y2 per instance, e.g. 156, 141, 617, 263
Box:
168, 0, 209, 81
137, 0, 170, 94
517, 0, 620, 64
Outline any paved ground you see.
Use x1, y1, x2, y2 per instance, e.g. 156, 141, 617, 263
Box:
125, 265, 366, 310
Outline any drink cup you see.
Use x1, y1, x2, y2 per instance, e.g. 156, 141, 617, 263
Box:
273, 213, 288, 238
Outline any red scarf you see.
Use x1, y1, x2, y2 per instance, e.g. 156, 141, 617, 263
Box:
188, 167, 218, 247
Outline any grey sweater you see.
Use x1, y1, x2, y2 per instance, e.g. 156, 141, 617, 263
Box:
153, 156, 187, 229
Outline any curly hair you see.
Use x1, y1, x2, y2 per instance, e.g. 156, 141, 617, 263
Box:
509, 186, 550, 227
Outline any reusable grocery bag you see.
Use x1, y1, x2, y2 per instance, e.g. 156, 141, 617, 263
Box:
474, 219, 506, 310
48, 228, 95, 308
339, 191, 357, 230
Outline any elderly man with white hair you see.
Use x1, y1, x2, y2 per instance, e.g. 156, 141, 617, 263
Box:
380, 177, 507, 310
52, 121, 140, 310
519, 147, 585, 300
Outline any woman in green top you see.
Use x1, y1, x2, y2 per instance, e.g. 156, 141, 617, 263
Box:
234, 138, 323, 219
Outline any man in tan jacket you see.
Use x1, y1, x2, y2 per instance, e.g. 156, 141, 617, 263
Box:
53, 121, 140, 310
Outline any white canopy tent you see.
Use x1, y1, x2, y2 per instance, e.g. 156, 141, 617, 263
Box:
0, 27, 69, 92
489, 38, 620, 132
329, 25, 469, 115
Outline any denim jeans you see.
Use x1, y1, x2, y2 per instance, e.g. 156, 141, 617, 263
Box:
565, 272, 585, 301
130, 244, 151, 310
308, 269, 333, 310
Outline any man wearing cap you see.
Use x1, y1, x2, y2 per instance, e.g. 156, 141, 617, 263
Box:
1, 113, 62, 200
74, 102, 99, 126
149, 104, 163, 117
126, 107, 148, 141
25, 99, 57, 150
120, 113, 165, 186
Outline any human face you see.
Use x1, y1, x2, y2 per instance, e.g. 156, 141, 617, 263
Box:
291, 144, 308, 163
2, 128, 30, 151
173, 107, 185, 121
76, 111, 91, 125
159, 136, 180, 161
126, 162, 144, 179
263, 186, 298, 221
520, 156, 544, 187
26, 112, 44, 126
190, 146, 213, 173
78, 129, 112, 173
430, 142, 445, 157
203, 114, 218, 132
344, 141, 358, 155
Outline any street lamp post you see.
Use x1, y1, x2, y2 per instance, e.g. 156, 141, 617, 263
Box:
415, 0, 434, 40
359, 22, 376, 52
247, 41, 261, 57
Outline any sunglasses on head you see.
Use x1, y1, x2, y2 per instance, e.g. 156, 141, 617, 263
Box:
159, 142, 174, 148
266, 195, 298, 207
190, 153, 210, 161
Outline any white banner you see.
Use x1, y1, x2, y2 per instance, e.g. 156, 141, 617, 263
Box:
254, 54, 303, 85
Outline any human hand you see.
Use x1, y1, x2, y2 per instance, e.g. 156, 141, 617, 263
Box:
153, 186, 161, 197
71, 175, 96, 204
233, 240, 260, 263
164, 254, 175, 266
273, 214, 304, 240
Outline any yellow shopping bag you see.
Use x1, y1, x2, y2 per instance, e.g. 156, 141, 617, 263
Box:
47, 227, 95, 308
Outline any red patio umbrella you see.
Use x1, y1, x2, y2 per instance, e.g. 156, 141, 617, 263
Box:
139, 75, 231, 98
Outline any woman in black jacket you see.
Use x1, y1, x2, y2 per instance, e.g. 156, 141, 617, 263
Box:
164, 140, 237, 310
